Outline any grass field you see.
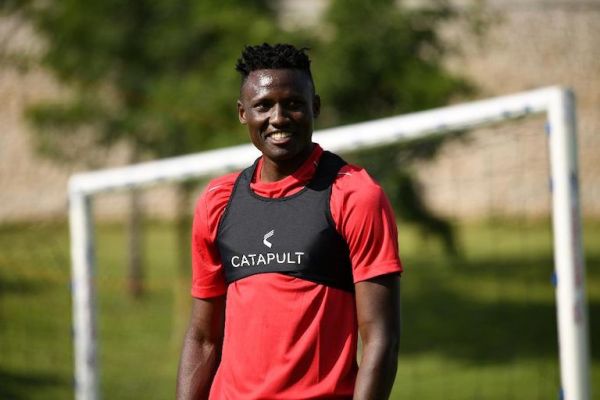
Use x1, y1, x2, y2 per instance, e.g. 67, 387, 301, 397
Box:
0, 219, 598, 399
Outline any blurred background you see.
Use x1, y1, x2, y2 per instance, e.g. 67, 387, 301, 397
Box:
0, 0, 598, 399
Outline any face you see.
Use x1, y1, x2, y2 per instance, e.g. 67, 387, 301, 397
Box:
238, 69, 320, 168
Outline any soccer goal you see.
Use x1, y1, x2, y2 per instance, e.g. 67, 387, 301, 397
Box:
68, 87, 590, 400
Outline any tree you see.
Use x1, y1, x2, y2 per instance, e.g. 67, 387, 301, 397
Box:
3, 0, 480, 285
312, 0, 474, 252
3, 0, 291, 297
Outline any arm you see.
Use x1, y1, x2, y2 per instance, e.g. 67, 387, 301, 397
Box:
353, 274, 401, 400
176, 296, 225, 400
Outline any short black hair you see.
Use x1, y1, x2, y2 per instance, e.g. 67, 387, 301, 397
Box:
235, 43, 315, 88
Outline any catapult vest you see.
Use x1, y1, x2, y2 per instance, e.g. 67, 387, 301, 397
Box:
216, 151, 354, 292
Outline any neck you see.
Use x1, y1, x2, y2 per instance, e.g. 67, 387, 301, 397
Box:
260, 144, 315, 182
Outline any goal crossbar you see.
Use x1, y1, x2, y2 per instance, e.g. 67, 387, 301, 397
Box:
68, 86, 590, 399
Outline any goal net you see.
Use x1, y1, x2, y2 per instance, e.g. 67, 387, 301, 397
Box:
68, 87, 590, 400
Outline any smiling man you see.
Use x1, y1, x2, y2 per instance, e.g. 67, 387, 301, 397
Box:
177, 43, 402, 400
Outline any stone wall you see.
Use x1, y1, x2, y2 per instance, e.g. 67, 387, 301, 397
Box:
0, 17, 69, 222
417, 0, 600, 218
0, 16, 180, 222
0, 1, 598, 222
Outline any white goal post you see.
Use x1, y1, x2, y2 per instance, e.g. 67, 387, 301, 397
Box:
68, 86, 590, 400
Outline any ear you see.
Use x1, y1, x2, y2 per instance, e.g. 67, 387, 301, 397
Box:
313, 94, 321, 119
237, 100, 247, 124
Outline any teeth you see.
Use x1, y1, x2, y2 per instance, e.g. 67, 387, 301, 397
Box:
270, 132, 292, 140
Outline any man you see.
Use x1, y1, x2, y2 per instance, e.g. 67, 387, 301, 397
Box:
177, 43, 402, 400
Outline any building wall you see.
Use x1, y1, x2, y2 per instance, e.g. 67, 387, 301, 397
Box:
0, 1, 598, 222
417, 0, 600, 218
0, 17, 70, 222
0, 16, 178, 222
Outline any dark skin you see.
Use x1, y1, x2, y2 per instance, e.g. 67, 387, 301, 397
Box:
237, 69, 320, 182
176, 68, 401, 400
176, 297, 225, 400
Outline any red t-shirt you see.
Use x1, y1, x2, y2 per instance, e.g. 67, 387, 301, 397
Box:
191, 144, 402, 399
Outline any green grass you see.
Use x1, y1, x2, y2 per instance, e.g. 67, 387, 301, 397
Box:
1, 219, 599, 399
392, 219, 600, 399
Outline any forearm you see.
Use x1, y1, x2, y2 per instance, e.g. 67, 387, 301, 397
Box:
176, 331, 221, 400
353, 336, 399, 400
176, 297, 225, 400
354, 275, 401, 400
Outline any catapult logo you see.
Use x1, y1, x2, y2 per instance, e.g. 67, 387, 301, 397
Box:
229, 229, 305, 268
263, 229, 274, 248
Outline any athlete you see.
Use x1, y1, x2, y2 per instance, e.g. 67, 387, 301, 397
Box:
177, 43, 402, 400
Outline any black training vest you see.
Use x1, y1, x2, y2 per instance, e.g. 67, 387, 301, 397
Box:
216, 151, 354, 292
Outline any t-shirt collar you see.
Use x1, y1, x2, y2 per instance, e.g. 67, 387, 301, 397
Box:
251, 143, 324, 197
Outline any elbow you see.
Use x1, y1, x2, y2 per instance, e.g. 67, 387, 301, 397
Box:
391, 327, 400, 354
393, 321, 401, 356
362, 326, 400, 364
385, 328, 400, 362
377, 321, 401, 358
390, 310, 401, 358
184, 328, 222, 354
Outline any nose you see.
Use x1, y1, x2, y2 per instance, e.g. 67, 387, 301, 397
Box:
270, 104, 288, 127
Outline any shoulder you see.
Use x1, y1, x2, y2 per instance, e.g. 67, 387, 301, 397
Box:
332, 163, 386, 206
203, 172, 240, 198
329, 161, 402, 279
195, 172, 240, 217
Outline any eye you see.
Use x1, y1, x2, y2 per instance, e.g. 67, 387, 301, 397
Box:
286, 99, 304, 110
253, 101, 271, 111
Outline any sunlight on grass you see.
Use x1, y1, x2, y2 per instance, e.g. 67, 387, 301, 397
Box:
0, 219, 598, 399
395, 354, 560, 400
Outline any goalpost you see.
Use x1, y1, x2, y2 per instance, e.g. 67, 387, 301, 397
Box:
68, 86, 590, 400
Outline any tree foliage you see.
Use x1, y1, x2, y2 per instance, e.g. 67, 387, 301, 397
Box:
12, 0, 292, 160
313, 0, 471, 127
3, 0, 481, 254
310, 0, 473, 253
1, 0, 298, 297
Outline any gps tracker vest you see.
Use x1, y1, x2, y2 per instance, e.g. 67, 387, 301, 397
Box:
216, 151, 354, 292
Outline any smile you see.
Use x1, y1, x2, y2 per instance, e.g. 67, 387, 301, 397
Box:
266, 131, 293, 143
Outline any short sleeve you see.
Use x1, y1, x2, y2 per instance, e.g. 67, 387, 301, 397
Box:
330, 165, 403, 283
190, 174, 238, 298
